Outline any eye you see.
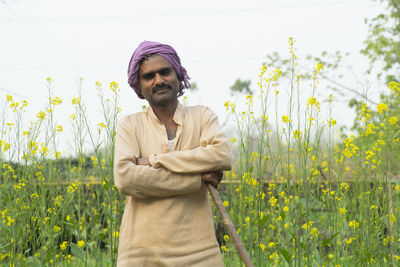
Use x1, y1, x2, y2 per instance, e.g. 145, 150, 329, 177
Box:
142, 73, 154, 80
160, 68, 171, 76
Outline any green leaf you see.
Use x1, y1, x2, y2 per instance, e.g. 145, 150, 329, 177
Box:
70, 243, 85, 261
322, 232, 340, 246
393, 129, 400, 139
259, 214, 269, 227
278, 247, 292, 264
249, 165, 254, 173
103, 180, 110, 190
280, 211, 286, 221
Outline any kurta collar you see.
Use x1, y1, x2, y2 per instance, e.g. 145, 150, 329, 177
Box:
147, 102, 184, 126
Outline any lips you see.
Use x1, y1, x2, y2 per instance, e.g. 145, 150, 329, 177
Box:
153, 86, 171, 94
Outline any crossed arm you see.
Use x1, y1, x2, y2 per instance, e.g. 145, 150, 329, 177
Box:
136, 157, 223, 188
114, 110, 231, 198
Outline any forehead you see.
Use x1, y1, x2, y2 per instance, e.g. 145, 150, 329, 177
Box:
139, 54, 173, 75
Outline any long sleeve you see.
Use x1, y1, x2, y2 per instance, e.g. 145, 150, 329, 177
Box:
148, 107, 232, 173
114, 117, 202, 198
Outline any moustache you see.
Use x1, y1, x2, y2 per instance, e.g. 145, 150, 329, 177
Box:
152, 84, 171, 94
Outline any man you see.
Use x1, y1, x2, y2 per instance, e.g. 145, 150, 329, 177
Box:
114, 41, 232, 267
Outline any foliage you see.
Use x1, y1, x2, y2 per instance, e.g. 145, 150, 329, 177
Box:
220, 38, 400, 266
0, 79, 122, 266
230, 78, 253, 95
362, 0, 400, 82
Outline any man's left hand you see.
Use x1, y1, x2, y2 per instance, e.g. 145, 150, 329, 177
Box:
201, 171, 223, 188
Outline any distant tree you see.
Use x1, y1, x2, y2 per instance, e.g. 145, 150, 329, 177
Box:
361, 0, 400, 83
230, 79, 252, 95
190, 81, 198, 92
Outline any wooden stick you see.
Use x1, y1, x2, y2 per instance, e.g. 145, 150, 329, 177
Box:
207, 184, 255, 267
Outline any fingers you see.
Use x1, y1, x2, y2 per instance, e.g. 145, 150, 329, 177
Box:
212, 170, 223, 182
201, 172, 221, 188
208, 178, 219, 188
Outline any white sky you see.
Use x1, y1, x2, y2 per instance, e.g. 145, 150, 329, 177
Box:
0, 0, 386, 154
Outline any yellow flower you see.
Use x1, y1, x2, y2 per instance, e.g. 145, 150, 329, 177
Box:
50, 96, 62, 105
223, 201, 229, 207
223, 235, 229, 242
302, 221, 314, 230
339, 208, 347, 215
55, 125, 63, 132
268, 196, 278, 207
72, 97, 81, 105
349, 220, 359, 229
282, 115, 291, 124
230, 137, 236, 143
307, 96, 320, 109
77, 240, 85, 248
258, 211, 264, 219
54, 151, 61, 159
311, 227, 319, 238
54, 226, 61, 233
340, 183, 349, 191
259, 243, 266, 251
328, 118, 336, 126
268, 242, 276, 248
316, 63, 324, 73
377, 103, 388, 114
293, 129, 301, 139
389, 213, 396, 224
7, 216, 15, 226
221, 245, 229, 252
46, 77, 53, 83
110, 81, 119, 92
98, 122, 107, 131
269, 251, 279, 262
60, 241, 68, 251
3, 143, 10, 152
365, 150, 375, 160
6, 94, 13, 102
113, 231, 119, 238
389, 117, 398, 126
36, 111, 46, 120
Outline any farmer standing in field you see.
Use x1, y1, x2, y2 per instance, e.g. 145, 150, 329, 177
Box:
114, 41, 232, 267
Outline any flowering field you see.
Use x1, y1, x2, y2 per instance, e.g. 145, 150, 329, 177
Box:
1, 40, 400, 266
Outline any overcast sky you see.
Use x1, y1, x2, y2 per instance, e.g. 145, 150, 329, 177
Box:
0, 0, 386, 153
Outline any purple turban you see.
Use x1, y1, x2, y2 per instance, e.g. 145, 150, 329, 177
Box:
127, 41, 191, 99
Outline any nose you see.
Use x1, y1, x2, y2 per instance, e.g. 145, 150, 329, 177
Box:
154, 73, 164, 85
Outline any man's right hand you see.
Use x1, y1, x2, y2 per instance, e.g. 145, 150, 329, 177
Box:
201, 171, 223, 188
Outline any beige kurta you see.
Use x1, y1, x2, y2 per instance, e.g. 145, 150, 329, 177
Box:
114, 103, 232, 267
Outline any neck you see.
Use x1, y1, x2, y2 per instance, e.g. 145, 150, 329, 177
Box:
150, 100, 178, 123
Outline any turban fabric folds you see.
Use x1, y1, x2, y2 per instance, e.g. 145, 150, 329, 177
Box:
127, 41, 191, 99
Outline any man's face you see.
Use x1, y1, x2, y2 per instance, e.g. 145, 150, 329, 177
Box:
139, 54, 180, 107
